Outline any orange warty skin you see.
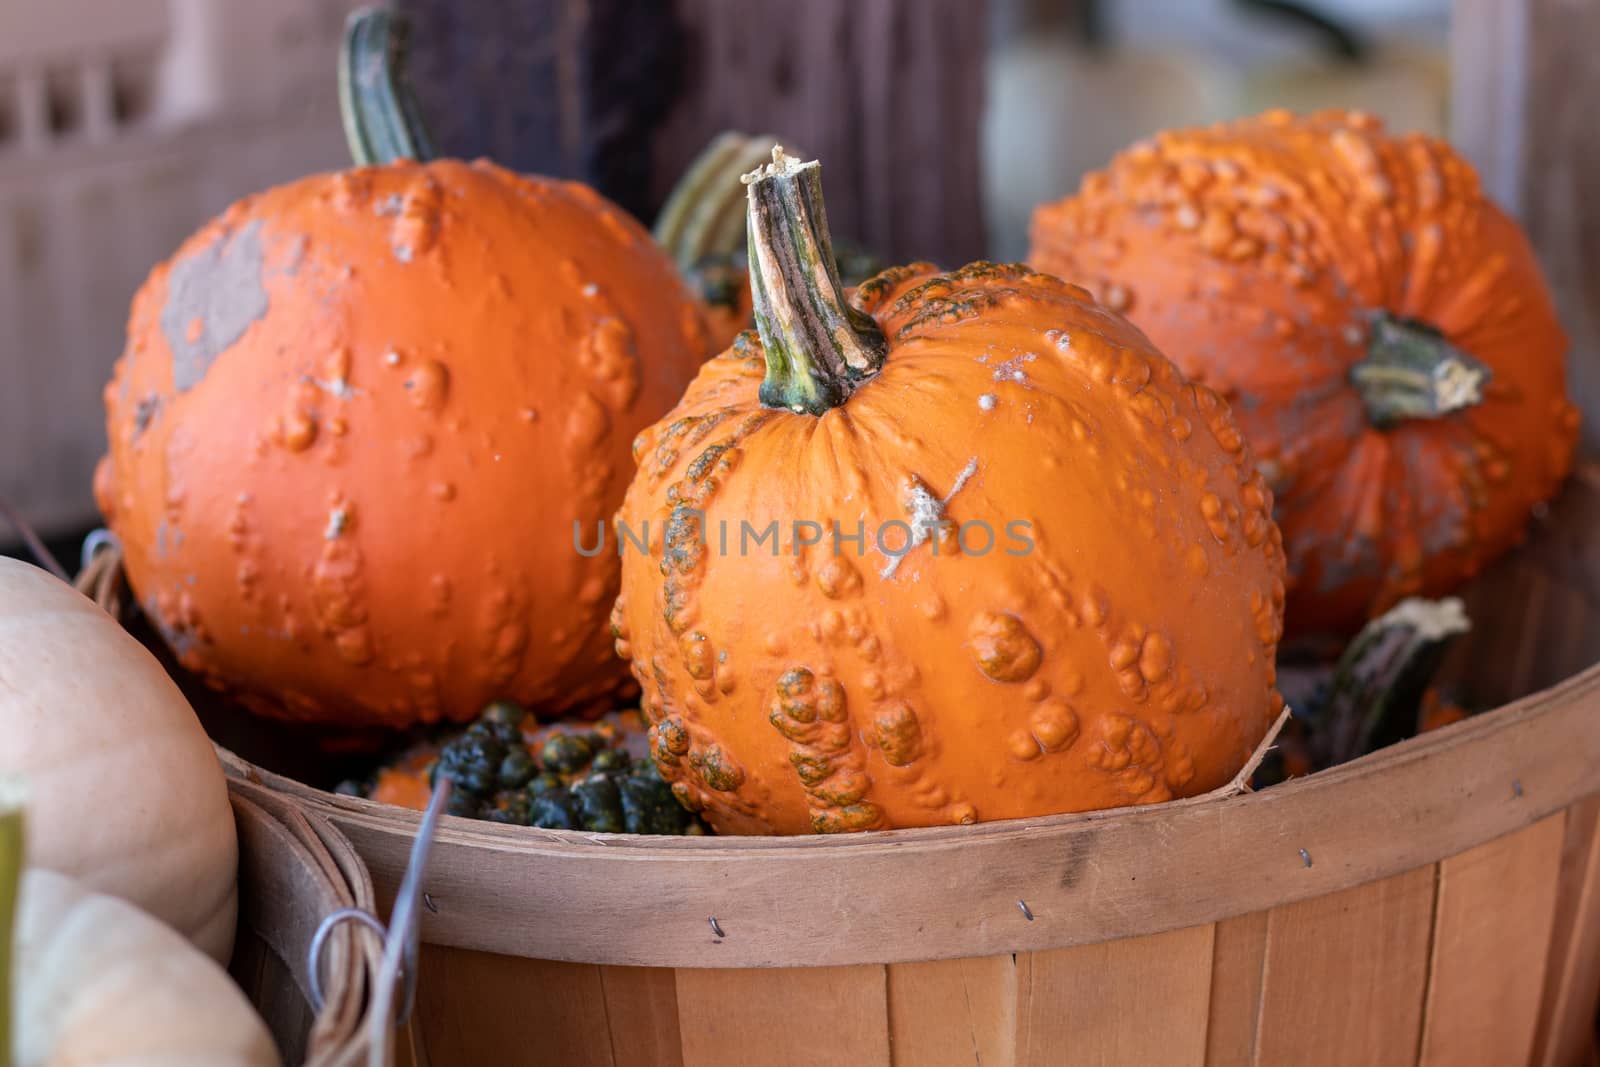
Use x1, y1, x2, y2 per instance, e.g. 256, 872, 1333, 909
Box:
1030, 110, 1579, 637
613, 262, 1287, 834
97, 159, 711, 728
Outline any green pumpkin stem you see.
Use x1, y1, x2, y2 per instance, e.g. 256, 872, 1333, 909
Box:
339, 6, 438, 166
1350, 315, 1491, 427
1314, 597, 1470, 767
655, 132, 789, 271
744, 148, 887, 415
0, 781, 23, 1067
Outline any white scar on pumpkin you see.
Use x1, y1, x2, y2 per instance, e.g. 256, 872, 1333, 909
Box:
304, 373, 361, 400
881, 457, 979, 579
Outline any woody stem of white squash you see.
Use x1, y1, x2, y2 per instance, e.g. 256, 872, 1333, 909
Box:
744, 147, 887, 416
0, 781, 23, 1067
1350, 315, 1491, 428
339, 6, 437, 166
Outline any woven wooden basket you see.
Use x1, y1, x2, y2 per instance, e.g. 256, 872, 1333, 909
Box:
74, 462, 1600, 1067
225, 776, 392, 1067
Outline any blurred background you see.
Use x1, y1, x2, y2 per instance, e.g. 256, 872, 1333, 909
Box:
0, 0, 1534, 555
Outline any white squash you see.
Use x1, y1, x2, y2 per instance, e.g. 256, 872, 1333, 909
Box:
2, 781, 18, 1067
3, 800, 277, 1067
0, 559, 237, 961
2, 785, 272, 1067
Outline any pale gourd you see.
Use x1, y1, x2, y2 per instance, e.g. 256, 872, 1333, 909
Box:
3, 807, 276, 1067
0, 559, 237, 961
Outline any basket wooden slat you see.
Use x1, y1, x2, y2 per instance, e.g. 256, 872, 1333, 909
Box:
888, 955, 1017, 1065
602, 965, 687, 1065
1260, 868, 1435, 1066
1421, 815, 1567, 1064
683, 963, 895, 1065
1031, 926, 1215, 1064
1206, 913, 1269, 1062
1533, 795, 1600, 1067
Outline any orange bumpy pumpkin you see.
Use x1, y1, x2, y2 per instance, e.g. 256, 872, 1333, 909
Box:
612, 148, 1287, 834
1030, 110, 1578, 637
93, 11, 709, 727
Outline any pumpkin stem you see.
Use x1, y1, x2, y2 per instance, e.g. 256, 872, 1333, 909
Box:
743, 147, 887, 415
0, 780, 23, 1067
1313, 597, 1470, 767
655, 132, 789, 272
1350, 315, 1491, 427
339, 6, 438, 166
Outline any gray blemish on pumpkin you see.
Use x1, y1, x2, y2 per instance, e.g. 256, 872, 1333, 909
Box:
153, 522, 185, 558
306, 373, 360, 399
325, 507, 350, 540
143, 593, 198, 658
990, 353, 1036, 384
161, 219, 270, 392
947, 456, 979, 497
268, 233, 308, 279
882, 456, 980, 580
133, 393, 162, 438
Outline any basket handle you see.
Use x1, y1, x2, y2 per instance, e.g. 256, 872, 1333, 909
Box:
0, 492, 69, 582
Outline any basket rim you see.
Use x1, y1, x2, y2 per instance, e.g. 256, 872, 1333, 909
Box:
221, 656, 1600, 968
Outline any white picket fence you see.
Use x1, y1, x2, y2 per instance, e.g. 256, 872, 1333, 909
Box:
0, 0, 362, 535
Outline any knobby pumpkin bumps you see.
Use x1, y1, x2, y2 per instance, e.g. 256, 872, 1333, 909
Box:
1031, 109, 1578, 636
613, 148, 1288, 835
94, 11, 711, 728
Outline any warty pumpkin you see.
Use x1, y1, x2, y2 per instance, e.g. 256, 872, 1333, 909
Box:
612, 148, 1287, 834
1030, 109, 1578, 636
93, 10, 711, 727
0, 559, 238, 963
